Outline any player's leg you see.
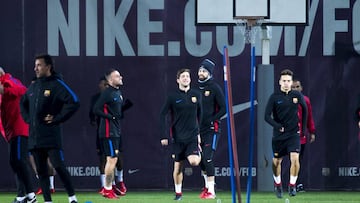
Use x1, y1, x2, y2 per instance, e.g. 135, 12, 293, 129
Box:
47, 158, 56, 193
287, 135, 301, 196
48, 148, 78, 203
31, 149, 52, 202
186, 139, 201, 166
272, 138, 284, 198
296, 143, 306, 192
114, 136, 126, 195
173, 161, 184, 200
101, 138, 119, 199
96, 133, 106, 192
199, 141, 208, 197
9, 136, 37, 202
200, 132, 218, 199
172, 142, 185, 200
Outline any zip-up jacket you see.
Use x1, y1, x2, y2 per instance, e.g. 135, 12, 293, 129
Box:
196, 78, 226, 134
20, 74, 80, 150
265, 90, 307, 139
93, 85, 123, 138
0, 73, 29, 142
160, 88, 202, 143
298, 95, 316, 144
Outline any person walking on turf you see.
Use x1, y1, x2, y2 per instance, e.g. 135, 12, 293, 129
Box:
0, 67, 38, 203
20, 54, 80, 203
291, 79, 316, 192
160, 68, 202, 201
264, 69, 307, 198
196, 59, 226, 199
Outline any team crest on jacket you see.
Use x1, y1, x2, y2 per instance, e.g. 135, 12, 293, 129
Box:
44, 90, 51, 97
292, 97, 298, 104
191, 96, 197, 103
204, 90, 210, 96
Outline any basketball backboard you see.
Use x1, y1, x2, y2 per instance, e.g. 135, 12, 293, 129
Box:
196, 0, 308, 25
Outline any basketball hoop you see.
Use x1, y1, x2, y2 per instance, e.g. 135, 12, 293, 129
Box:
234, 17, 263, 44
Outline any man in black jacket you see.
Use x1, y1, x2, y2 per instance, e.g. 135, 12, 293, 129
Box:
264, 69, 307, 198
160, 68, 202, 201
20, 54, 80, 203
196, 59, 226, 199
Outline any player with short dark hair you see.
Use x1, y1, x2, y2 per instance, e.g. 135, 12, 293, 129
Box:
160, 68, 202, 201
264, 69, 307, 198
20, 53, 80, 203
291, 79, 316, 192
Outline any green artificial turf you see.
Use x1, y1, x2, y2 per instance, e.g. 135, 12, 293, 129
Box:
1, 191, 359, 203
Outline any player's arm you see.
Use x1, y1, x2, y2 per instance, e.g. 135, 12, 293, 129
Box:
197, 93, 203, 127
20, 91, 30, 123
1, 78, 27, 97
50, 81, 80, 124
306, 97, 316, 142
212, 85, 226, 121
160, 95, 171, 145
299, 93, 308, 134
264, 95, 282, 130
93, 91, 114, 120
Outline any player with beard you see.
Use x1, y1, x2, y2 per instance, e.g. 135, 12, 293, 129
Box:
93, 69, 125, 199
196, 59, 226, 199
160, 68, 202, 201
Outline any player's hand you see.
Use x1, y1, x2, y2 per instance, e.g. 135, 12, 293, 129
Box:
44, 114, 54, 124
279, 127, 284, 132
310, 134, 316, 143
161, 139, 168, 146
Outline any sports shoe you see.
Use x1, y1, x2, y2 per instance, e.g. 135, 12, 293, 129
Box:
35, 188, 55, 195
26, 196, 38, 203
113, 184, 126, 196
119, 182, 127, 193
288, 184, 297, 196
174, 193, 182, 201
199, 187, 208, 198
70, 201, 78, 203
98, 187, 105, 195
296, 183, 305, 192
102, 188, 119, 199
274, 183, 283, 198
12, 198, 26, 203
114, 182, 127, 196
201, 192, 216, 199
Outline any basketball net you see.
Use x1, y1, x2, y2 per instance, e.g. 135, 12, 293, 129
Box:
234, 17, 263, 44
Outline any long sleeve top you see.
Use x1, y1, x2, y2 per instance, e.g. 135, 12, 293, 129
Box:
0, 73, 29, 142
93, 86, 123, 138
298, 95, 316, 144
160, 88, 202, 143
196, 78, 226, 134
265, 90, 307, 140
20, 74, 80, 149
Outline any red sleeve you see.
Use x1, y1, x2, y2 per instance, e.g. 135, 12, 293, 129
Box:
3, 77, 27, 97
305, 96, 316, 134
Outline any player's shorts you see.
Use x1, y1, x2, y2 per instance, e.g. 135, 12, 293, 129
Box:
172, 139, 200, 162
272, 134, 300, 158
101, 137, 120, 157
